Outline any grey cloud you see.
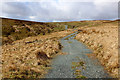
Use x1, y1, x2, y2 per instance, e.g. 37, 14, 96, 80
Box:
1, 1, 118, 22
2, 2, 31, 19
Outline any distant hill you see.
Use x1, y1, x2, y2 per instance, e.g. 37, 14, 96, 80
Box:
1, 18, 119, 45
1, 18, 66, 44
54, 19, 119, 29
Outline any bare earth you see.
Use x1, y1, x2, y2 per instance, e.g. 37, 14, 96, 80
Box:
76, 22, 118, 77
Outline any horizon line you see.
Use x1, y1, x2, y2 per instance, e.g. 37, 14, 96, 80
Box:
0, 17, 119, 23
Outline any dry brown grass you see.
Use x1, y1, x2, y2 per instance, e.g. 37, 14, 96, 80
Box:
76, 21, 118, 78
2, 30, 74, 78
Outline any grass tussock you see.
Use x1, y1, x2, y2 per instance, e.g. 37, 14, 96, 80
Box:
2, 18, 69, 45
2, 30, 73, 78
2, 18, 114, 45
75, 20, 118, 77
72, 57, 86, 78
2, 38, 61, 78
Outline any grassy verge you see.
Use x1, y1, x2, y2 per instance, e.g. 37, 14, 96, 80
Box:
75, 20, 118, 77
2, 30, 74, 79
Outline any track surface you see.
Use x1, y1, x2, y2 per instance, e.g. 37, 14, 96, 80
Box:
46, 32, 110, 78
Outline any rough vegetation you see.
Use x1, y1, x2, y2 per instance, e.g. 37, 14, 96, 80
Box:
75, 20, 119, 77
2, 18, 105, 45
2, 30, 73, 78
56, 20, 108, 29
2, 38, 60, 78
1, 18, 119, 78
1, 18, 74, 78
72, 57, 86, 78
2, 18, 68, 45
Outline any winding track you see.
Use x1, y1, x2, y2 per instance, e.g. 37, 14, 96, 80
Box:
45, 32, 110, 78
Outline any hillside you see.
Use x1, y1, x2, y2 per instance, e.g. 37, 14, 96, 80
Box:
2, 30, 74, 78
54, 20, 116, 28
2, 18, 66, 45
1, 18, 76, 78
1, 18, 119, 78
2, 18, 116, 45
75, 20, 119, 77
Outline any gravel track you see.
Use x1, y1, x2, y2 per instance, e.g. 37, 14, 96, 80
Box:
45, 32, 110, 78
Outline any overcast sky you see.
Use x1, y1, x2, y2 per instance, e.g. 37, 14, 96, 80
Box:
0, 0, 119, 22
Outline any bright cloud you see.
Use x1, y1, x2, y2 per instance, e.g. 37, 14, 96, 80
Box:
0, 0, 119, 22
